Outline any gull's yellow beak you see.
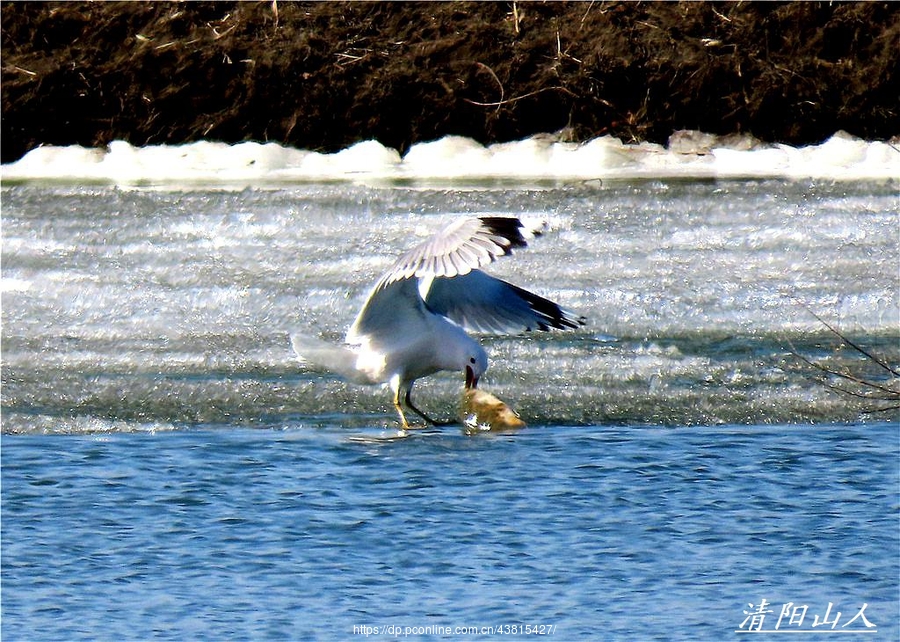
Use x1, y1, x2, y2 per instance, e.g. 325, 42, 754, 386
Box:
465, 365, 479, 389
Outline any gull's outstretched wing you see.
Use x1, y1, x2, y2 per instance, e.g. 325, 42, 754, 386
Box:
379, 216, 539, 285
346, 277, 430, 346
347, 215, 582, 342
423, 270, 585, 333
347, 216, 540, 343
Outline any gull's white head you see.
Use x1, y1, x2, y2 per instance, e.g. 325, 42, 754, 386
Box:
436, 322, 488, 390
464, 343, 488, 390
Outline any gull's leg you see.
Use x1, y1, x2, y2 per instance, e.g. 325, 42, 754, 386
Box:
405, 382, 457, 426
391, 382, 411, 430
405, 385, 439, 425
390, 375, 409, 431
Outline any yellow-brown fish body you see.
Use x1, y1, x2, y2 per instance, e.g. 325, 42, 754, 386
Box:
460, 389, 526, 434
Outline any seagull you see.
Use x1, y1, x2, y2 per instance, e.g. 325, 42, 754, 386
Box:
291, 216, 585, 429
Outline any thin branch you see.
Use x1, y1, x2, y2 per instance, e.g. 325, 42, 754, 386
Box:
822, 382, 899, 403
785, 304, 900, 414
804, 306, 900, 377
861, 404, 900, 414
786, 337, 899, 397
580, 1, 595, 28
464, 85, 576, 108
471, 62, 504, 111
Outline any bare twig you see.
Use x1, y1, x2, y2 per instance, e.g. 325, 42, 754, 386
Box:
209, 23, 236, 40
555, 31, 583, 64
8, 65, 37, 76
580, 1, 595, 28
335, 50, 370, 66
786, 307, 900, 413
468, 62, 505, 112
464, 85, 577, 108
711, 6, 732, 23
787, 337, 899, 398
465, 62, 576, 110
803, 306, 900, 377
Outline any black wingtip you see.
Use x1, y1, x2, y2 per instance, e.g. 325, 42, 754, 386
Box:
478, 216, 530, 250
512, 283, 586, 331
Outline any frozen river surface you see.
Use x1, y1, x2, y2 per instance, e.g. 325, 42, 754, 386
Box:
2, 180, 897, 431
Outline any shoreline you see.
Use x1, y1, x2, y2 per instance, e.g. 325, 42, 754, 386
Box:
2, 2, 898, 164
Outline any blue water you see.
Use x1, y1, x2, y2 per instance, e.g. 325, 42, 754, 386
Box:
2, 422, 897, 641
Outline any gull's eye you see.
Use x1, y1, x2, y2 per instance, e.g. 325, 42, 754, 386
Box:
469, 357, 477, 364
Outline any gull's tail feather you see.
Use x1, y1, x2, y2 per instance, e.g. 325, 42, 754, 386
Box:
290, 333, 371, 384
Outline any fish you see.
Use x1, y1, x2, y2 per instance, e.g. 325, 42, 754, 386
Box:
460, 388, 526, 434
